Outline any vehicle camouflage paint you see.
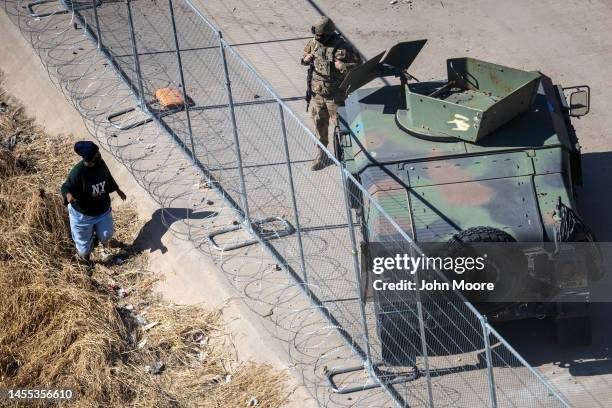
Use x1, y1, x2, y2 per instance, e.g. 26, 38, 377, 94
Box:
335, 40, 594, 347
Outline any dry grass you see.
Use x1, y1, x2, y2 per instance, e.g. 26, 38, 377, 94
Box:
0, 74, 290, 407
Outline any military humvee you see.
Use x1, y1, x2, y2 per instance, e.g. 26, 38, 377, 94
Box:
335, 40, 595, 348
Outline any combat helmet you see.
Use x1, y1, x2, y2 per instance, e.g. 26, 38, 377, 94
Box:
311, 16, 335, 35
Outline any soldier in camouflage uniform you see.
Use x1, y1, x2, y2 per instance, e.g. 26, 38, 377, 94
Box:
301, 16, 361, 170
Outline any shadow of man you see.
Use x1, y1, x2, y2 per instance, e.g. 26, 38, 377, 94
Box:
134, 207, 216, 254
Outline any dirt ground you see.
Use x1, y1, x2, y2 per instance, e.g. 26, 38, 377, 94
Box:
192, 0, 612, 406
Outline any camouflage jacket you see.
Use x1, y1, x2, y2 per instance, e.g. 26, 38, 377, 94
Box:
302, 35, 361, 98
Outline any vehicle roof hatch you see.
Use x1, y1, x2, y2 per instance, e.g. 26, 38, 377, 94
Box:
340, 39, 427, 93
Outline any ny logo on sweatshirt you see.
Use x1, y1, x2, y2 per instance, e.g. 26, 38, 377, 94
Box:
91, 181, 106, 196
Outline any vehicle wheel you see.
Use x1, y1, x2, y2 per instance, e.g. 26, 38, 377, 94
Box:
446, 226, 526, 314
448, 226, 516, 245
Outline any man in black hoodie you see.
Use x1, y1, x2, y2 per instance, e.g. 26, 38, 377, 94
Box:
61, 141, 126, 266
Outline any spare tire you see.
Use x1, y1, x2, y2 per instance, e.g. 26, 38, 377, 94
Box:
446, 226, 526, 314
448, 226, 516, 245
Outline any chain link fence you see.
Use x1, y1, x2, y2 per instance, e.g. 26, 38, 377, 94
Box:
3, 0, 573, 406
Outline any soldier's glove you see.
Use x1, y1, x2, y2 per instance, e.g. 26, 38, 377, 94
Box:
302, 53, 314, 65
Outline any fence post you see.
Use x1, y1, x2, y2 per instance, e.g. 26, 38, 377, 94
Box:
168, 0, 196, 160
412, 246, 435, 407
91, 0, 102, 48
125, 0, 145, 107
218, 32, 251, 228
340, 168, 374, 374
278, 104, 307, 284
480, 316, 498, 408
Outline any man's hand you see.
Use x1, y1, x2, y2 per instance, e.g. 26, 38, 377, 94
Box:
302, 53, 314, 65
117, 189, 127, 201
334, 59, 345, 71
66, 192, 76, 204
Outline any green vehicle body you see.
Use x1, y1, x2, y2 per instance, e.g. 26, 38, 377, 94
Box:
338, 44, 587, 244
335, 41, 594, 338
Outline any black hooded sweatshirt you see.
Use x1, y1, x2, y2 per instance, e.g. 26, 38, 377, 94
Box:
60, 158, 118, 216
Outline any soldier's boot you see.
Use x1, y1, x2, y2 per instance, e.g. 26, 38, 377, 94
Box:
311, 146, 329, 171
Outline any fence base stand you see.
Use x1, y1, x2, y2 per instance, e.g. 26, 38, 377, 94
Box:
325, 364, 420, 394
27, 0, 101, 18
208, 216, 294, 251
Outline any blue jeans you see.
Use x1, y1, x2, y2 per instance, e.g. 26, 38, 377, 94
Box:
68, 204, 114, 256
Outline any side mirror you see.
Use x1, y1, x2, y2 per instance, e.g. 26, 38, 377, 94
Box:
563, 85, 590, 117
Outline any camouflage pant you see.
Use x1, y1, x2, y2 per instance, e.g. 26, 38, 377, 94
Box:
310, 94, 345, 147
